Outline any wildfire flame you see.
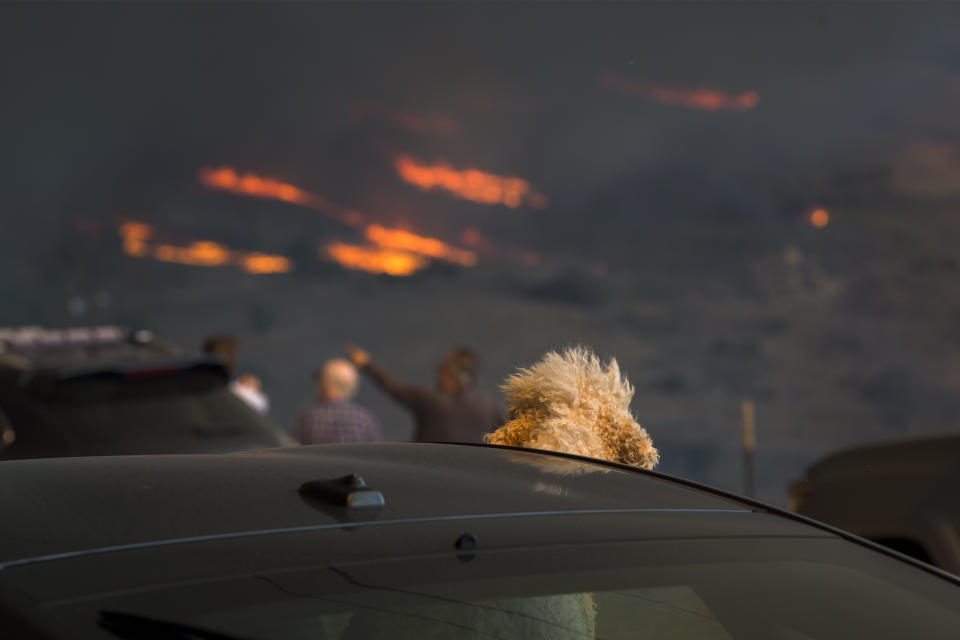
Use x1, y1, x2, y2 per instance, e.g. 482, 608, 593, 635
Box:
197, 166, 483, 276
118, 222, 292, 274
324, 242, 430, 277
322, 224, 477, 276
350, 101, 460, 136
365, 224, 477, 266
601, 72, 759, 112
120, 221, 153, 257
199, 167, 317, 207
198, 167, 365, 226
809, 208, 830, 228
394, 155, 547, 209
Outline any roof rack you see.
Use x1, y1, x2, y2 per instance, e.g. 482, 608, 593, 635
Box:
0, 326, 134, 353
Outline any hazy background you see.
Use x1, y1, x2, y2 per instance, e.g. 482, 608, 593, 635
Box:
4, 2, 960, 503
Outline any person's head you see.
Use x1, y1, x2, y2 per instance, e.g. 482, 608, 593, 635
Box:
435, 348, 478, 394
202, 334, 238, 375
316, 358, 359, 401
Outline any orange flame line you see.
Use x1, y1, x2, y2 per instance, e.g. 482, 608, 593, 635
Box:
394, 155, 547, 209
118, 221, 292, 274
324, 242, 430, 277
242, 252, 295, 274
197, 166, 487, 274
601, 72, 759, 112
365, 224, 477, 266
198, 167, 365, 227
198, 167, 316, 206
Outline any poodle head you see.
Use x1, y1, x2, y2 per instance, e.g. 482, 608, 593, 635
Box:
485, 347, 658, 470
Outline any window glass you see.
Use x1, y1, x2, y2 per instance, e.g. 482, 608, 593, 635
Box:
144, 540, 960, 640
34, 371, 275, 449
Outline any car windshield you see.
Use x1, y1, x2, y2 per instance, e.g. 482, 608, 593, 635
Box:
33, 370, 278, 452
42, 537, 960, 640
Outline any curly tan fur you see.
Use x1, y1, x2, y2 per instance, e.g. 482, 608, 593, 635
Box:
484, 347, 658, 469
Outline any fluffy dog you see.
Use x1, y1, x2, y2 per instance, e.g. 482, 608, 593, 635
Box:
484, 346, 658, 469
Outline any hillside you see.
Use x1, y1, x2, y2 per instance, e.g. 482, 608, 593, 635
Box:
8, 182, 958, 506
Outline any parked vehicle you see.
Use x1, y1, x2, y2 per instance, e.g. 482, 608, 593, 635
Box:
0, 326, 290, 459
2, 442, 960, 639
789, 432, 960, 575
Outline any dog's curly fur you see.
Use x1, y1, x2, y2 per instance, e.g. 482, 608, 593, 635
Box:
484, 347, 658, 469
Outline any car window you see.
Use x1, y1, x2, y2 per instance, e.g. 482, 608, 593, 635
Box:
325, 588, 731, 640
31, 370, 277, 451
0, 390, 71, 459
194, 560, 960, 640
36, 537, 960, 640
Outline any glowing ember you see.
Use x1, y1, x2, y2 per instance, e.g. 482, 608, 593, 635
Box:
809, 208, 830, 228
199, 167, 317, 207
241, 253, 293, 274
118, 222, 293, 274
324, 242, 429, 277
350, 102, 460, 136
198, 167, 364, 227
365, 224, 477, 266
601, 72, 759, 112
394, 155, 546, 208
119, 221, 152, 257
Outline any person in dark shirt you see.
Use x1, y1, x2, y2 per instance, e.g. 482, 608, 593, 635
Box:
345, 345, 505, 443
292, 358, 381, 444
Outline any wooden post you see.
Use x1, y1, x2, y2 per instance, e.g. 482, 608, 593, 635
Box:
741, 398, 756, 498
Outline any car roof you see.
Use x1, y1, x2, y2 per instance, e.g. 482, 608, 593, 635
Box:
806, 431, 960, 479
0, 326, 188, 375
5, 443, 960, 613
0, 443, 815, 568
0, 340, 231, 397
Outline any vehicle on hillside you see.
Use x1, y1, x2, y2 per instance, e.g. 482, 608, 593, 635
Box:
0, 326, 290, 460
789, 432, 960, 575
2, 442, 960, 639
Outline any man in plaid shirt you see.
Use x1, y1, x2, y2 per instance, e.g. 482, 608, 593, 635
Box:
292, 359, 382, 444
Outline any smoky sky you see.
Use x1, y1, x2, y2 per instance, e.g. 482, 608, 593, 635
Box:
3, 2, 960, 272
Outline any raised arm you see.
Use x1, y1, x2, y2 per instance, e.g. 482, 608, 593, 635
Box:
345, 344, 430, 411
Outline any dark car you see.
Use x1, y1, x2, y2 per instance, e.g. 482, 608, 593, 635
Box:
789, 432, 960, 575
3, 443, 960, 639
0, 326, 290, 460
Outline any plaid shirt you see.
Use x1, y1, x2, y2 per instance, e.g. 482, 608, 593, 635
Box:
292, 399, 382, 444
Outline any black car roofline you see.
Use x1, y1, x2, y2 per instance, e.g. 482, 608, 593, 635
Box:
14, 356, 230, 390
457, 443, 960, 588
0, 507, 750, 571
55, 356, 229, 381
